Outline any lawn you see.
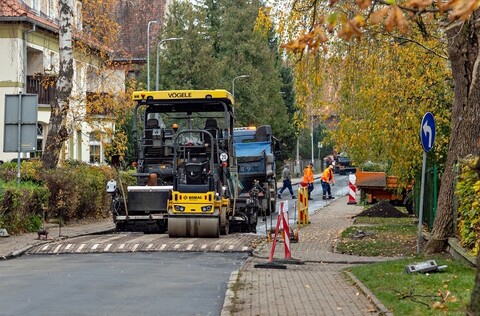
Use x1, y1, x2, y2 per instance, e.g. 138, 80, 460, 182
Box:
335, 216, 418, 257
337, 206, 476, 315
347, 257, 476, 315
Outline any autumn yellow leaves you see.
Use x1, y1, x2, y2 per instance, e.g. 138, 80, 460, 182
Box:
280, 0, 480, 54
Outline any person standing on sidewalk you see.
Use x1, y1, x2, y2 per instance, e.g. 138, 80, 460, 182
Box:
278, 165, 296, 199
321, 164, 335, 200
303, 162, 314, 200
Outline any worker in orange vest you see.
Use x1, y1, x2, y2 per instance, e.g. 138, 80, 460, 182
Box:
321, 164, 335, 200
303, 162, 314, 200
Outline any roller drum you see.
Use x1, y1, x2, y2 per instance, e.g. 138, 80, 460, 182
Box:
168, 216, 220, 238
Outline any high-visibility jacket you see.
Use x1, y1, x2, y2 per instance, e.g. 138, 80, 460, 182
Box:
303, 166, 314, 184
321, 167, 335, 184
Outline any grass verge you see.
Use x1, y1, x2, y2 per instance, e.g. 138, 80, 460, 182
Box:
347, 257, 475, 315
337, 206, 475, 315
336, 215, 418, 257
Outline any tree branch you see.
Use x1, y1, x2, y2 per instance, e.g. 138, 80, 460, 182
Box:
393, 36, 449, 59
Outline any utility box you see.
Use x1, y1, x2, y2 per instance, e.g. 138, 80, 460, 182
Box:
405, 260, 447, 273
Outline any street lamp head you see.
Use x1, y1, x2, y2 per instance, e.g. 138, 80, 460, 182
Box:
158, 37, 184, 47
231, 75, 250, 98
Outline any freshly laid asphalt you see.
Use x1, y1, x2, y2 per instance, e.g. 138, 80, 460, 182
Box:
0, 177, 395, 316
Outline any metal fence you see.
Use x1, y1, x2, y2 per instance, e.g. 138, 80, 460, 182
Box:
282, 159, 323, 179
413, 165, 439, 230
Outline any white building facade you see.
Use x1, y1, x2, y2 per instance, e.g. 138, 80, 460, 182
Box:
0, 0, 125, 164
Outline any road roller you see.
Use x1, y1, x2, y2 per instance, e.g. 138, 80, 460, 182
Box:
108, 89, 259, 236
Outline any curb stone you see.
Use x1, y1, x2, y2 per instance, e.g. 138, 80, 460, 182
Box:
344, 271, 393, 316
221, 270, 239, 316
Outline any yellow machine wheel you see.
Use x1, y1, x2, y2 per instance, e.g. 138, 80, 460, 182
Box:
168, 216, 220, 238
219, 206, 229, 235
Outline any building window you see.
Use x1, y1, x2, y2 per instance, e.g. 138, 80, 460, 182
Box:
89, 145, 101, 164
89, 131, 102, 164
32, 123, 45, 158
32, 0, 40, 13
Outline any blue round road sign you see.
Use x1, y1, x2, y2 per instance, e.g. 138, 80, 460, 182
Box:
420, 112, 436, 152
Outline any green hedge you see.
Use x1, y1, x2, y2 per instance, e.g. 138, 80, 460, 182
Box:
0, 161, 135, 234
455, 155, 480, 256
0, 181, 49, 234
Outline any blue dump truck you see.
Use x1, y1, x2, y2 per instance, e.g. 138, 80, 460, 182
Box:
233, 126, 277, 230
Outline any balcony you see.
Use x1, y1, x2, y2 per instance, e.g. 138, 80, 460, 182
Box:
26, 75, 56, 105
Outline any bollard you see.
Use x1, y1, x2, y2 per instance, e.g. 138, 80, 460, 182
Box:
297, 186, 309, 226
347, 174, 357, 205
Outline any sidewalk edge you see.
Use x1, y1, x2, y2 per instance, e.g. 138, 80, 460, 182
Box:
344, 270, 393, 316
220, 269, 239, 316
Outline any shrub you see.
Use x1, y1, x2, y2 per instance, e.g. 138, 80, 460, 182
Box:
0, 160, 43, 183
455, 155, 480, 256
41, 163, 119, 222
0, 181, 49, 234
0, 160, 132, 230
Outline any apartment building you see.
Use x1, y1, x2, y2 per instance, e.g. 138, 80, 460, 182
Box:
0, 0, 161, 165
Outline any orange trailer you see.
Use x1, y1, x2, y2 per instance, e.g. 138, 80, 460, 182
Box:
355, 168, 411, 204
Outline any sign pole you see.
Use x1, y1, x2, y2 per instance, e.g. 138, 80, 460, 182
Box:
418, 112, 436, 254
16, 93, 22, 184
417, 150, 427, 254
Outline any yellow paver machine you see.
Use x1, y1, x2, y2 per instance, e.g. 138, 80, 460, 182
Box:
108, 90, 260, 237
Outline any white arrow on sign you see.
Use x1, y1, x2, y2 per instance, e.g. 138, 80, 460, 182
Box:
422, 121, 432, 148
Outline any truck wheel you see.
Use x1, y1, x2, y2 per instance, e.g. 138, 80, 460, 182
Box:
404, 191, 414, 214
220, 220, 229, 235
115, 222, 127, 232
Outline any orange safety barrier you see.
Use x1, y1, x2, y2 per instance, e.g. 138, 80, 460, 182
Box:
268, 201, 291, 262
254, 201, 305, 269
297, 185, 309, 226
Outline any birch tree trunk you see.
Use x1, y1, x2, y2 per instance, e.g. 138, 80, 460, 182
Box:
42, 0, 74, 169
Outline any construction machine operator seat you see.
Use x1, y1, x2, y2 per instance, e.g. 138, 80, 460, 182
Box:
255, 125, 272, 142
204, 118, 221, 145
144, 118, 160, 156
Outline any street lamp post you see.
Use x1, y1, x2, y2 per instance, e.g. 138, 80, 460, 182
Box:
231, 75, 249, 98
147, 20, 159, 91
156, 37, 183, 91
310, 113, 314, 165
318, 142, 323, 170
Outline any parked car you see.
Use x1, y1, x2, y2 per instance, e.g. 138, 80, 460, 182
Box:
334, 153, 356, 175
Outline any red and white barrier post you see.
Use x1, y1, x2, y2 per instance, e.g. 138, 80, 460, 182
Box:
348, 174, 357, 205
268, 201, 291, 262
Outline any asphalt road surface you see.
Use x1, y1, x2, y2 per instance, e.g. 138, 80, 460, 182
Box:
257, 173, 350, 235
0, 252, 247, 316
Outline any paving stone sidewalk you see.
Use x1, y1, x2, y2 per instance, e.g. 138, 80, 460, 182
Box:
221, 195, 395, 316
